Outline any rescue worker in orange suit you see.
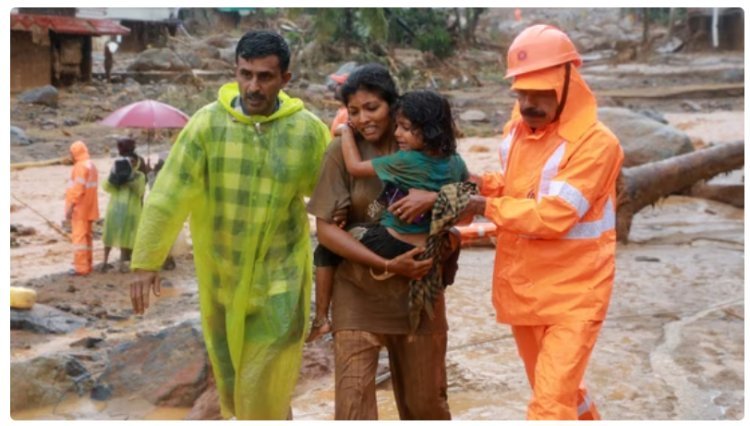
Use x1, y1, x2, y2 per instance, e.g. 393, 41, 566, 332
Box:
65, 140, 100, 276
462, 25, 624, 420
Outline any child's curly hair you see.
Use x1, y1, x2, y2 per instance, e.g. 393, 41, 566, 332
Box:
395, 90, 457, 156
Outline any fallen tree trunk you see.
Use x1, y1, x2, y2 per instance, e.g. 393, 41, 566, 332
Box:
616, 141, 744, 242
10, 157, 70, 171
685, 182, 744, 208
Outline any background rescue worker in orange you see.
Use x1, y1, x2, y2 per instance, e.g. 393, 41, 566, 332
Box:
65, 140, 100, 275
462, 24, 624, 420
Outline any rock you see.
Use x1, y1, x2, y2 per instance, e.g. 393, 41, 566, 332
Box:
300, 341, 334, 380
191, 42, 221, 60
70, 336, 104, 349
184, 372, 221, 420
175, 51, 203, 69
95, 319, 208, 407
204, 34, 233, 48
305, 83, 329, 96
655, 36, 684, 54
460, 110, 488, 122
636, 108, 668, 124
10, 355, 93, 413
128, 48, 191, 72
90, 383, 113, 401
10, 303, 87, 334
18, 85, 59, 107
11, 126, 32, 146
598, 107, 694, 167
40, 119, 58, 129
681, 100, 703, 112
63, 118, 80, 126
11, 224, 37, 236
201, 58, 232, 71
719, 69, 744, 83
218, 47, 235, 64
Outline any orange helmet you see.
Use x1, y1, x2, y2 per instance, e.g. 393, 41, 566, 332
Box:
505, 24, 582, 79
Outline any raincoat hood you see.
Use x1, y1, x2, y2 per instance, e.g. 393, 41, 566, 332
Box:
510, 64, 597, 143
70, 140, 90, 162
218, 82, 304, 124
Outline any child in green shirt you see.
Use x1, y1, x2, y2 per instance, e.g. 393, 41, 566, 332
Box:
308, 90, 467, 341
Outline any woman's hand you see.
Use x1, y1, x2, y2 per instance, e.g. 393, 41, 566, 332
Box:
388, 189, 438, 224
332, 206, 348, 229
387, 246, 433, 280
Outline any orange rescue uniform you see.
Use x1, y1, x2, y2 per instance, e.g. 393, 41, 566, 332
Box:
65, 141, 99, 275
482, 63, 624, 419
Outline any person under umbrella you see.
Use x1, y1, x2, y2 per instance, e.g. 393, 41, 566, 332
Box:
100, 140, 147, 273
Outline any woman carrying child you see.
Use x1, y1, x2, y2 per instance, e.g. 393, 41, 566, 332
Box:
307, 64, 469, 420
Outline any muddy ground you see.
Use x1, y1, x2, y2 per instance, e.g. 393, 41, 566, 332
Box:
7, 9, 745, 421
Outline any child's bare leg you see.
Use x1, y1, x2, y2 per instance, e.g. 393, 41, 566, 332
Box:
307, 266, 334, 342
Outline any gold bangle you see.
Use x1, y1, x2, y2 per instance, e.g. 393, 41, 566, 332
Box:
370, 259, 395, 281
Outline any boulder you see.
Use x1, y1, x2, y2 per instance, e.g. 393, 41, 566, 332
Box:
10, 303, 87, 334
18, 85, 59, 107
175, 51, 203, 70
10, 355, 92, 413
201, 58, 233, 71
184, 372, 221, 420
11, 126, 32, 146
127, 48, 191, 72
460, 109, 489, 123
94, 319, 208, 407
598, 107, 694, 167
218, 47, 236, 64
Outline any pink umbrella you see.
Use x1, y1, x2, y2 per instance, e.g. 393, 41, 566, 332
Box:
100, 100, 191, 166
100, 99, 190, 128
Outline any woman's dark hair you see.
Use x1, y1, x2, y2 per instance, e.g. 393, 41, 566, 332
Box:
395, 90, 457, 156
235, 30, 290, 73
340, 63, 399, 107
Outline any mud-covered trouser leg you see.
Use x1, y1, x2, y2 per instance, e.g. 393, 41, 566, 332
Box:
511, 321, 603, 420
201, 292, 305, 420
71, 219, 93, 275
386, 333, 451, 420
334, 330, 382, 419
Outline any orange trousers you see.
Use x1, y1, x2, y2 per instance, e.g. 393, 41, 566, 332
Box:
71, 219, 93, 275
511, 321, 603, 420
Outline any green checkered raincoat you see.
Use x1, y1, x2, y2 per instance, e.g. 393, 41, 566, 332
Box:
102, 169, 146, 249
131, 83, 329, 419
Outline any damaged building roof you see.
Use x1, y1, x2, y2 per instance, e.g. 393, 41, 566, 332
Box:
10, 13, 131, 36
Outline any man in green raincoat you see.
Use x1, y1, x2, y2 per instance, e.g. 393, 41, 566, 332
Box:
129, 30, 330, 419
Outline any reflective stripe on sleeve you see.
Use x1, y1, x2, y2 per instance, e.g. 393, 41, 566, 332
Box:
563, 197, 615, 240
498, 131, 513, 174
548, 180, 590, 218
537, 142, 566, 201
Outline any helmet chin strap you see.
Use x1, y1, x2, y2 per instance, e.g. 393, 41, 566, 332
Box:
553, 62, 571, 122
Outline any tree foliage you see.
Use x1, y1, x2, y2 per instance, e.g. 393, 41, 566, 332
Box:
288, 8, 486, 60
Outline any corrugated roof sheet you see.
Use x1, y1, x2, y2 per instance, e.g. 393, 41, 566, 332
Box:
10, 13, 131, 36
